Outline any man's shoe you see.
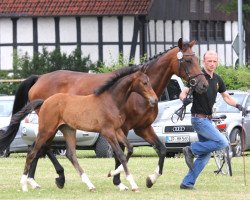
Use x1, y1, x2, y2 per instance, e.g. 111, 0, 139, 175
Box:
180, 183, 196, 190
183, 146, 194, 170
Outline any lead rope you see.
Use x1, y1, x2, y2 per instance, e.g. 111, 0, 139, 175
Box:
171, 88, 193, 123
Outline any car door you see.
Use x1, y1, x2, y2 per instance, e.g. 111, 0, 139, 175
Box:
243, 94, 250, 150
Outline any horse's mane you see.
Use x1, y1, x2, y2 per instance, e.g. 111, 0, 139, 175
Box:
94, 45, 177, 96
94, 65, 140, 96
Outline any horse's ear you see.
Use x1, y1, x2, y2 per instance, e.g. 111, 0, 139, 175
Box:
189, 40, 196, 48
178, 38, 183, 50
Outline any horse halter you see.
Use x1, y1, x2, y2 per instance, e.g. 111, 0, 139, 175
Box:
177, 50, 204, 88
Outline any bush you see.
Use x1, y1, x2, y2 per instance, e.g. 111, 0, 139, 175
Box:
216, 65, 250, 90
14, 47, 97, 78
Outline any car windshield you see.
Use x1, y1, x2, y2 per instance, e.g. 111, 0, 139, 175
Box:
214, 93, 246, 113
0, 100, 13, 117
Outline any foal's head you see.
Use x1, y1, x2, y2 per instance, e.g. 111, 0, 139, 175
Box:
131, 71, 158, 107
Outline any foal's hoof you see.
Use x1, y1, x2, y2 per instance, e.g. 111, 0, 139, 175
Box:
55, 177, 65, 189
107, 171, 112, 177
146, 177, 153, 188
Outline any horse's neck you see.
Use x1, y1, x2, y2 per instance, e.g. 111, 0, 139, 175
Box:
146, 55, 174, 98
109, 77, 133, 109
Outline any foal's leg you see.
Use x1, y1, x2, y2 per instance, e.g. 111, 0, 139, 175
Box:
21, 136, 51, 192
104, 129, 138, 192
62, 127, 96, 192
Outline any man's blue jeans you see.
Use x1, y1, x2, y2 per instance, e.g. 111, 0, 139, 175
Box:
181, 116, 229, 187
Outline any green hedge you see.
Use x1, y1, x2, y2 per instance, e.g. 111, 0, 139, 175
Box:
216, 65, 250, 90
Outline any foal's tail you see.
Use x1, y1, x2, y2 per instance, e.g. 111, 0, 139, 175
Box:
0, 100, 44, 152
12, 75, 39, 115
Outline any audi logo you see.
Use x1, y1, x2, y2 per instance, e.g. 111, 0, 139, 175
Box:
172, 126, 185, 132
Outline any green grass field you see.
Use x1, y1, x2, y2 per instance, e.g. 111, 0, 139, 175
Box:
0, 147, 249, 200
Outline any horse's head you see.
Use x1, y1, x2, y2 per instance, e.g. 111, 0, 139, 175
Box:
171, 38, 208, 94
132, 71, 158, 107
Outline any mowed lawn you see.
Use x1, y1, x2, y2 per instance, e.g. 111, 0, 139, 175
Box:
0, 147, 249, 200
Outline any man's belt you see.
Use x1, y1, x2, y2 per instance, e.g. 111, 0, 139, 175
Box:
192, 113, 212, 119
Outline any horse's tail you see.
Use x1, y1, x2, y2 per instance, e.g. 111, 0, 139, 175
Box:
0, 99, 44, 152
12, 75, 39, 115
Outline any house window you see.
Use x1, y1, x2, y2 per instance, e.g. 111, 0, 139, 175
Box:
204, 0, 211, 13
190, 0, 197, 13
216, 21, 225, 41
190, 21, 198, 40
190, 20, 225, 42
199, 21, 207, 41
208, 21, 216, 41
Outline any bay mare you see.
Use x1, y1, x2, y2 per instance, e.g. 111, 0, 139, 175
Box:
13, 69, 158, 192
0, 38, 208, 191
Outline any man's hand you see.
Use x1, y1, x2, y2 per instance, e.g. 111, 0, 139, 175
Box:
236, 104, 247, 117
183, 98, 192, 106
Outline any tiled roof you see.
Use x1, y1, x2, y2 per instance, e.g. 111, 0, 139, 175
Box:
0, 0, 152, 17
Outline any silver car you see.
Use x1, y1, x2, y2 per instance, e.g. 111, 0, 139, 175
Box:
214, 91, 250, 156
0, 95, 28, 157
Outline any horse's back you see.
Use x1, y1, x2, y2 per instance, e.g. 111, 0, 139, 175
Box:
28, 70, 112, 101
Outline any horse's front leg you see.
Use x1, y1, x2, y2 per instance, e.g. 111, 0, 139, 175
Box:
136, 126, 167, 188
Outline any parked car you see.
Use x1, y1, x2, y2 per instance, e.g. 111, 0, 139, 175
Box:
21, 75, 184, 157
0, 95, 28, 157
153, 90, 250, 157
214, 91, 250, 156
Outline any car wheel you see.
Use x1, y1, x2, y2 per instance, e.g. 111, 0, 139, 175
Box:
230, 128, 242, 157
0, 147, 10, 158
95, 135, 113, 158
166, 152, 176, 158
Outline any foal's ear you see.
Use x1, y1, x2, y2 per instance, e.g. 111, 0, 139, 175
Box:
178, 38, 183, 50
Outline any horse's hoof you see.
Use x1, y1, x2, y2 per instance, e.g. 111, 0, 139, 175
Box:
107, 171, 111, 177
146, 177, 153, 188
55, 177, 65, 189
89, 188, 96, 192
132, 188, 140, 193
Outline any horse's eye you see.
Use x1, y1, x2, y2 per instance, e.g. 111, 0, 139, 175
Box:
185, 59, 192, 64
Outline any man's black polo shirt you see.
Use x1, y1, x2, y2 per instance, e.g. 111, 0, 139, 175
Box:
191, 69, 226, 115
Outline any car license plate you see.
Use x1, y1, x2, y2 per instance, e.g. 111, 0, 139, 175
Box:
166, 135, 190, 143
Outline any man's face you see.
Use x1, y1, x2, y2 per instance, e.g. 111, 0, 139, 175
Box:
203, 53, 218, 73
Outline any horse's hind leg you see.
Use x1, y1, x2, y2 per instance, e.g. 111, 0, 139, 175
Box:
104, 129, 138, 192
108, 130, 134, 191
108, 129, 134, 176
136, 126, 167, 188
46, 149, 65, 189
62, 126, 96, 192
